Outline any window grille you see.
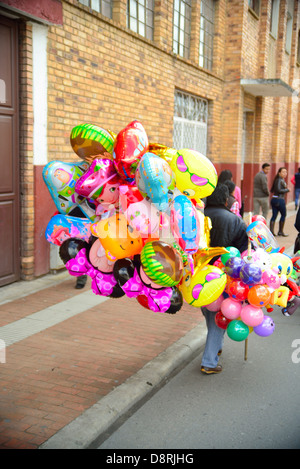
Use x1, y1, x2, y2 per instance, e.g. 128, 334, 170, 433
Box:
173, 91, 208, 155
173, 0, 192, 59
248, 0, 260, 16
127, 0, 154, 40
78, 0, 113, 19
199, 0, 215, 71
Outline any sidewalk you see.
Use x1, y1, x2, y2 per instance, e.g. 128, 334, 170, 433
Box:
0, 205, 298, 449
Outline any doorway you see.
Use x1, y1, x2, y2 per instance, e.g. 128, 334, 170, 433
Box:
0, 15, 20, 286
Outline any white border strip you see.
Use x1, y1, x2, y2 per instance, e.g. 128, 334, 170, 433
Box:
32, 22, 48, 166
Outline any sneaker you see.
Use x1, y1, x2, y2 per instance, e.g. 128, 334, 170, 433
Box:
75, 275, 87, 289
201, 365, 222, 375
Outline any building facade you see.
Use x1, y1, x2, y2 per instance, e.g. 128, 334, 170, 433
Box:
0, 0, 299, 285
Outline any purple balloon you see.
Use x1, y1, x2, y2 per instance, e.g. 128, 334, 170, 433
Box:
225, 257, 244, 278
239, 262, 262, 285
253, 315, 275, 337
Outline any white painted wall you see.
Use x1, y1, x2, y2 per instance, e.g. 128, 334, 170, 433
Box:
32, 22, 48, 166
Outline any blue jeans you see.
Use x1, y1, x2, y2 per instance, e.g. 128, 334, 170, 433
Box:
270, 197, 286, 223
295, 188, 300, 208
201, 307, 225, 368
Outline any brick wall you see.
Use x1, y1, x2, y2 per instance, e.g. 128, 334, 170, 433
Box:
19, 21, 35, 279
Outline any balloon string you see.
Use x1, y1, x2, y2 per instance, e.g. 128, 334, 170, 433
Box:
188, 254, 194, 276
247, 212, 252, 260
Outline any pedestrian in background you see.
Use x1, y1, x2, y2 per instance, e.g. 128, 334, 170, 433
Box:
270, 167, 289, 237
202, 184, 249, 375
253, 163, 270, 220
291, 167, 300, 211
223, 180, 241, 217
218, 169, 243, 217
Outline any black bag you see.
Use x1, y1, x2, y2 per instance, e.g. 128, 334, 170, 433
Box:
294, 233, 300, 254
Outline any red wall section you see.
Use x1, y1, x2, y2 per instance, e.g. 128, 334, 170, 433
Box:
34, 166, 54, 276
1, 0, 63, 25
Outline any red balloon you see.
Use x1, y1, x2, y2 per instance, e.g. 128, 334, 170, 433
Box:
119, 182, 144, 209
228, 279, 249, 301
113, 120, 149, 182
215, 311, 232, 330
137, 294, 151, 310
251, 215, 267, 225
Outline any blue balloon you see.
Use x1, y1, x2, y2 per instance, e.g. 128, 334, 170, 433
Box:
136, 153, 174, 211
239, 262, 262, 285
171, 195, 200, 254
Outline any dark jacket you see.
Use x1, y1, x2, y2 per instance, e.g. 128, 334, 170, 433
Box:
204, 204, 249, 254
271, 177, 289, 198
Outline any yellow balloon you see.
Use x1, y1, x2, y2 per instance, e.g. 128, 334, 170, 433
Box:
170, 149, 218, 202
179, 265, 227, 307
148, 143, 178, 164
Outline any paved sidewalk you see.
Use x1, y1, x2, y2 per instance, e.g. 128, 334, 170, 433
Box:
0, 206, 298, 449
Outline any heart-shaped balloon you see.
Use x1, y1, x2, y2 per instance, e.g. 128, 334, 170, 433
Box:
113, 120, 149, 182
42, 160, 90, 214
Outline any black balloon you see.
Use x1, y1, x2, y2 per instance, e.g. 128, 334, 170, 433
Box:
59, 238, 89, 264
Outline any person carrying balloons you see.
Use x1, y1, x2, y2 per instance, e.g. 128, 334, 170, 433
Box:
200, 183, 249, 375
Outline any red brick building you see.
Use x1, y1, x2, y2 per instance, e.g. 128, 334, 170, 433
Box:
0, 0, 299, 285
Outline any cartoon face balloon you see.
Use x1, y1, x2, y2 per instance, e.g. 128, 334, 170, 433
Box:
269, 252, 293, 284
75, 158, 121, 210
135, 153, 175, 211
45, 213, 91, 246
70, 123, 115, 163
140, 241, 184, 287
90, 213, 143, 260
180, 265, 227, 307
170, 149, 218, 203
43, 160, 89, 214
123, 199, 161, 237
113, 120, 149, 182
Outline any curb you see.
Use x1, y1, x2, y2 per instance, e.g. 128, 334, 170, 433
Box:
39, 323, 207, 449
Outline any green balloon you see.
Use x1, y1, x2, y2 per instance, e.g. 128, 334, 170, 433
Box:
221, 246, 241, 265
227, 320, 249, 342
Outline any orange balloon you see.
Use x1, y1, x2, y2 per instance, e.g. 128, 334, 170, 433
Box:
91, 213, 143, 260
247, 284, 271, 307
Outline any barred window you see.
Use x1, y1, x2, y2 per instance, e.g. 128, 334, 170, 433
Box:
78, 0, 113, 19
199, 0, 215, 71
127, 0, 154, 40
270, 0, 280, 38
248, 0, 260, 16
285, 0, 294, 54
173, 0, 192, 59
173, 91, 208, 155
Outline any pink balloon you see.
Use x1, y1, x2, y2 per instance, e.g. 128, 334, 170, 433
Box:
221, 297, 242, 320
204, 294, 224, 312
240, 304, 264, 327
261, 269, 281, 290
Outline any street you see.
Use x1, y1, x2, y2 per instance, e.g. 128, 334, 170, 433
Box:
98, 305, 300, 449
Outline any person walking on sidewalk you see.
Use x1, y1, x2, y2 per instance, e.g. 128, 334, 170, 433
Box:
253, 163, 270, 220
269, 167, 290, 237
201, 183, 249, 375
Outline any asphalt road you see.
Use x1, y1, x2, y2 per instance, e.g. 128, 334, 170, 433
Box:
98, 305, 300, 449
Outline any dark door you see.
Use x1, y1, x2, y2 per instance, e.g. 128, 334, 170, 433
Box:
0, 16, 20, 286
